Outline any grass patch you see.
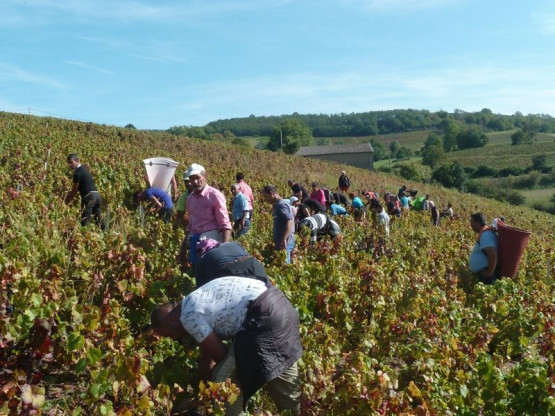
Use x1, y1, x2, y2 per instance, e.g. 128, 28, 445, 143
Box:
520, 187, 555, 205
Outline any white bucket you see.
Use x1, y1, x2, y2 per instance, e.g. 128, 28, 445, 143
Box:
143, 157, 179, 192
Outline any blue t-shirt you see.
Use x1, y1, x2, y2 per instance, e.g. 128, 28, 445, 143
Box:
469, 230, 498, 273
330, 204, 347, 216
400, 196, 410, 208
352, 197, 364, 208
232, 193, 250, 221
145, 187, 173, 209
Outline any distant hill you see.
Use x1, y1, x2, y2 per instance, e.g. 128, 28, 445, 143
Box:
192, 108, 555, 138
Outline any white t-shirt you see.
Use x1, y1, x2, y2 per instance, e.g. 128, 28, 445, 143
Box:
180, 276, 267, 343
377, 210, 390, 236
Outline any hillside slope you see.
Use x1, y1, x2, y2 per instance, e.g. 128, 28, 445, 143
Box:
1, 112, 554, 415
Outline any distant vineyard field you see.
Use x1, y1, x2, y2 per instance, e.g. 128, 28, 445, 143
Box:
485, 130, 555, 146
445, 142, 555, 170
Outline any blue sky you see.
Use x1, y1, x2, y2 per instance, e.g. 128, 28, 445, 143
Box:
2, 0, 555, 130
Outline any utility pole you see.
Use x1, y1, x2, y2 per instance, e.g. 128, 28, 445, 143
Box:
280, 129, 283, 148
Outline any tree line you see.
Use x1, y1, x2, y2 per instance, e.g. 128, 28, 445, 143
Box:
168, 108, 555, 138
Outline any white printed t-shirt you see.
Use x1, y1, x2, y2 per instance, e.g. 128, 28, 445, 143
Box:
180, 276, 267, 343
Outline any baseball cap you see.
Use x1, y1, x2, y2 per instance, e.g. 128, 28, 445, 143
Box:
187, 163, 205, 177
289, 196, 299, 203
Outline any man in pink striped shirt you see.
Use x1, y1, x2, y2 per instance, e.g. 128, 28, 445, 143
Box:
186, 163, 232, 265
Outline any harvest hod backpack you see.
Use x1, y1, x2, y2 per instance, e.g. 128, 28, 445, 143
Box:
476, 220, 532, 278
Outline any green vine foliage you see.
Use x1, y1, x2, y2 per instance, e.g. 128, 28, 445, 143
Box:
0, 112, 554, 415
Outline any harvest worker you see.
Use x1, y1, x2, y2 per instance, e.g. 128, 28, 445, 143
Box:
349, 192, 366, 221
134, 187, 174, 223
302, 197, 326, 216
150, 276, 303, 415
429, 201, 440, 226
261, 185, 295, 264
332, 191, 350, 207
287, 179, 309, 201
338, 170, 350, 193
230, 183, 250, 238
372, 203, 390, 237
235, 173, 254, 220
186, 163, 232, 265
64, 153, 104, 229
327, 201, 348, 216
175, 170, 194, 227
441, 202, 454, 219
193, 239, 269, 288
297, 213, 342, 245
469, 212, 499, 284
309, 182, 327, 206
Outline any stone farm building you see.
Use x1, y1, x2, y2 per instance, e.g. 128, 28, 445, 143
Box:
295, 142, 374, 171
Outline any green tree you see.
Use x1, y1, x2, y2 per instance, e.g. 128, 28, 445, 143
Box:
231, 137, 251, 148
511, 129, 528, 145
421, 144, 445, 169
369, 139, 387, 161
223, 130, 236, 140
531, 154, 549, 172
506, 190, 525, 206
397, 163, 420, 181
389, 140, 401, 158
438, 119, 460, 152
456, 126, 488, 149
396, 146, 412, 159
421, 132, 445, 168
424, 132, 442, 148
432, 162, 467, 190
266, 119, 313, 154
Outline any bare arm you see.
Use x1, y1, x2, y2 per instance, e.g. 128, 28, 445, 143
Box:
198, 332, 228, 381
64, 182, 79, 204
149, 196, 163, 212
279, 219, 294, 249
171, 176, 178, 200
240, 210, 248, 228
221, 228, 232, 243
481, 246, 498, 277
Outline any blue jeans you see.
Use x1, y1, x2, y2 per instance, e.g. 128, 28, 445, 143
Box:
234, 218, 250, 239
285, 239, 295, 264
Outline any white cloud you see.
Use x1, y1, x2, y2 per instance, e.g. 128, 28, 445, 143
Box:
65, 60, 113, 75
339, 0, 462, 11
1, 0, 296, 24
0, 62, 66, 90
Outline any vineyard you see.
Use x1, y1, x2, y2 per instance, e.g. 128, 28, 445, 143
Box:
445, 142, 555, 171
0, 112, 554, 415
